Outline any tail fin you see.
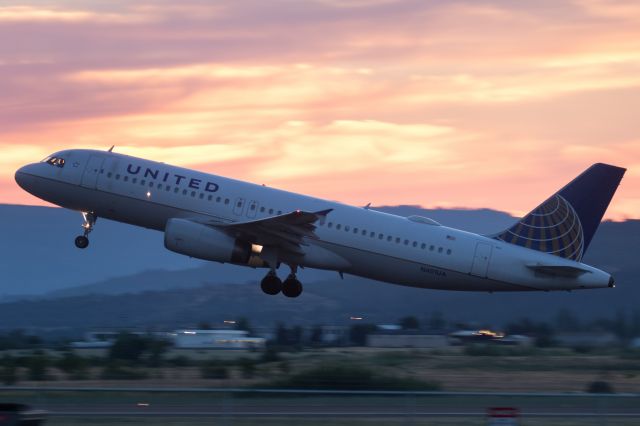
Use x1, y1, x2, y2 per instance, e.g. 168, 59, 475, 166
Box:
494, 163, 626, 261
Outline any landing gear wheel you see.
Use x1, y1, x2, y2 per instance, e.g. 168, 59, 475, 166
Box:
261, 272, 282, 295
282, 275, 303, 298
76, 211, 97, 249
75, 235, 89, 249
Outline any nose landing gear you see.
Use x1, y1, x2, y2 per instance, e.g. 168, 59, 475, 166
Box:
75, 212, 96, 249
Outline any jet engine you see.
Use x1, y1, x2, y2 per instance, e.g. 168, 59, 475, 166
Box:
164, 218, 251, 264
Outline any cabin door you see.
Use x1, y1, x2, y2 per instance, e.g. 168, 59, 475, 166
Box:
470, 242, 492, 278
80, 156, 104, 189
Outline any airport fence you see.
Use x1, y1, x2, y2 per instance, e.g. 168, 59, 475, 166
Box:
2, 387, 640, 425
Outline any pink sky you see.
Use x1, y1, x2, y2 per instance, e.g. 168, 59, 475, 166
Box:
1, 0, 638, 219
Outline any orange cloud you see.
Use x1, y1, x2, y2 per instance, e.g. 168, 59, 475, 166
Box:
1, 0, 639, 221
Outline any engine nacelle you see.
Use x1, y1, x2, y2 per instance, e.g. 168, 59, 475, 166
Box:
164, 218, 251, 264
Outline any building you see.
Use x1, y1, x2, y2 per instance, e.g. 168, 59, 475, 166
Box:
367, 331, 449, 348
171, 329, 265, 349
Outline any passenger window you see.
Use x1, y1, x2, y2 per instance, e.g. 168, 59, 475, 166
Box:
208, 195, 212, 200
174, 187, 179, 193
217, 197, 222, 202
396, 237, 401, 243
430, 245, 435, 251
199, 193, 204, 199
149, 182, 154, 188
404, 239, 409, 245
166, 186, 171, 192
345, 226, 350, 232
421, 243, 426, 249
277, 210, 282, 215
328, 222, 333, 228
225, 199, 230, 204
370, 232, 375, 238
379, 234, 384, 240
336, 224, 341, 230
362, 230, 367, 236
157, 184, 162, 190
107, 172, 112, 178
447, 249, 452, 255
387, 236, 392, 242
191, 191, 196, 197
250, 204, 256, 210
132, 178, 137, 184
141, 180, 146, 185
353, 228, 358, 233
123, 176, 129, 182
438, 247, 443, 253
183, 189, 188, 195
268, 208, 274, 214
115, 174, 120, 180
260, 206, 265, 212
412, 241, 417, 247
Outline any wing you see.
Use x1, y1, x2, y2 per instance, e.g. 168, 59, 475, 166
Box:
196, 209, 333, 256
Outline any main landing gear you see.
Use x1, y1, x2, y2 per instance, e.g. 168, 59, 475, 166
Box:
74, 212, 96, 249
260, 267, 303, 298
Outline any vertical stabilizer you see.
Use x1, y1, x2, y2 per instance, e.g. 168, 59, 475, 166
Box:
494, 163, 626, 261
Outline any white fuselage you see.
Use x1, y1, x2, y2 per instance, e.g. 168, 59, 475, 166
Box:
15, 149, 613, 292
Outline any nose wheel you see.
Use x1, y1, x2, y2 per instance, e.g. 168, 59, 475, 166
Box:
75, 235, 89, 249
75, 212, 96, 249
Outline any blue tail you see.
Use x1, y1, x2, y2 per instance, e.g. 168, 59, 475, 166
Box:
494, 163, 626, 261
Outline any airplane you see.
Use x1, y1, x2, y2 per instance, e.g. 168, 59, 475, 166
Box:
15, 149, 625, 298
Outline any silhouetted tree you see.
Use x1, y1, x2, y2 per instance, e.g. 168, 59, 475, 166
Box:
555, 309, 582, 332
0, 356, 18, 385
349, 324, 377, 346
310, 325, 323, 345
399, 316, 420, 330
235, 317, 253, 334
108, 332, 148, 362
428, 311, 446, 331
506, 318, 555, 347
57, 352, 89, 380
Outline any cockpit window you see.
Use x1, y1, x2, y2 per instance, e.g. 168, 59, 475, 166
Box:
44, 157, 65, 168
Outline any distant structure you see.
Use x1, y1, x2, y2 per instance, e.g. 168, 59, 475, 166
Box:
449, 329, 532, 346
70, 331, 127, 348
71, 329, 266, 350
366, 327, 449, 349
171, 329, 265, 349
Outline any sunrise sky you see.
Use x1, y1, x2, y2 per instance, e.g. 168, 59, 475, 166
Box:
1, 0, 638, 219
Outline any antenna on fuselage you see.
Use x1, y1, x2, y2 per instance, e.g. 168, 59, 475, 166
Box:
108, 145, 115, 152
364, 203, 371, 210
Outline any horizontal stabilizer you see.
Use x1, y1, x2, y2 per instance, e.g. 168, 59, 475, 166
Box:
526, 264, 591, 278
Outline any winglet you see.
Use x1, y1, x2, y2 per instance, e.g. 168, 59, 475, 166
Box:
108, 145, 115, 152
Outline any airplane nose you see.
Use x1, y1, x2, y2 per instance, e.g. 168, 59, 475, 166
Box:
608, 275, 615, 288
15, 164, 37, 191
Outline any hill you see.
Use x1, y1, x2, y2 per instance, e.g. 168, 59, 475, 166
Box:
0, 204, 637, 330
